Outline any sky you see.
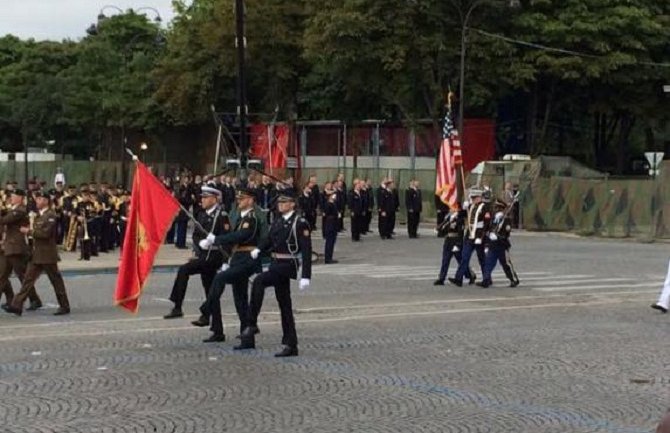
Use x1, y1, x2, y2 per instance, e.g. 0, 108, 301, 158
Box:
2, 0, 185, 41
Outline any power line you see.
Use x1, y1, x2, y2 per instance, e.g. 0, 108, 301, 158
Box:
473, 28, 670, 68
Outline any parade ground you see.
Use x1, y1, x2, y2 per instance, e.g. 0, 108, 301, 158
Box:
1, 228, 669, 433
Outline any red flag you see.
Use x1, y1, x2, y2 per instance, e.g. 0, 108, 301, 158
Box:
114, 162, 180, 313
435, 112, 463, 209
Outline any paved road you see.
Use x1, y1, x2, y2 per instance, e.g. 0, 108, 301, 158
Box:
1, 227, 668, 432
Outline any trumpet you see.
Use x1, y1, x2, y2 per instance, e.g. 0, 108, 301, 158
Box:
83, 210, 90, 241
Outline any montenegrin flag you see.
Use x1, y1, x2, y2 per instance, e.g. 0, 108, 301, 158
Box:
114, 161, 180, 313
435, 103, 463, 209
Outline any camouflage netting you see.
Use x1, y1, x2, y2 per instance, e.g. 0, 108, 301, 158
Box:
515, 160, 670, 239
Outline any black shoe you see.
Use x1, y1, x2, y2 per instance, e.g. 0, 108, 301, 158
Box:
203, 334, 225, 343
651, 304, 668, 314
163, 308, 184, 319
448, 277, 462, 287
510, 280, 520, 288
3, 304, 22, 316
233, 339, 255, 350
275, 346, 298, 357
26, 302, 43, 311
469, 274, 477, 285
191, 317, 210, 327
433, 279, 444, 286
53, 307, 70, 316
476, 281, 490, 288
324, 260, 339, 264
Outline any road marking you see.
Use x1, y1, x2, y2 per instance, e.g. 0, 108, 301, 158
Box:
0, 288, 659, 332
0, 299, 632, 342
535, 282, 661, 292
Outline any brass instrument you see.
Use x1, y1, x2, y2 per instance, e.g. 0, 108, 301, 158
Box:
63, 197, 80, 252
83, 208, 90, 241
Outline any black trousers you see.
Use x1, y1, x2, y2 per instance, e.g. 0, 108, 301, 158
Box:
200, 262, 255, 336
351, 214, 362, 241
175, 219, 188, 248
407, 212, 420, 238
249, 269, 298, 347
169, 254, 224, 309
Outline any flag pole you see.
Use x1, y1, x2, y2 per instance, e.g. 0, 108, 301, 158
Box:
447, 92, 466, 206
126, 148, 209, 235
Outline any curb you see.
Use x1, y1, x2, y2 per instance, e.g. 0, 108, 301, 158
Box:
60, 264, 181, 277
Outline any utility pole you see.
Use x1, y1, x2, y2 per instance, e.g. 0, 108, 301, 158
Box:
235, 0, 249, 176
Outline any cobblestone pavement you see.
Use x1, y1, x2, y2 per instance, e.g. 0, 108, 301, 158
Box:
1, 227, 669, 432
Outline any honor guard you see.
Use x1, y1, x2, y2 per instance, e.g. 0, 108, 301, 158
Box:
348, 180, 364, 242
191, 187, 262, 343
405, 180, 422, 238
164, 186, 231, 319
477, 199, 520, 288
434, 204, 476, 286
449, 188, 491, 287
236, 190, 312, 357
0, 189, 42, 310
4, 191, 70, 316
322, 190, 339, 264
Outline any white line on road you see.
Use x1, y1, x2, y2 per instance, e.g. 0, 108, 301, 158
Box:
0, 299, 633, 342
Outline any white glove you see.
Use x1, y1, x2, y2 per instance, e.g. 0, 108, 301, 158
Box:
474, 238, 482, 245
299, 278, 310, 292
463, 200, 470, 208
219, 263, 230, 272
250, 248, 260, 259
198, 239, 212, 250
450, 213, 458, 222
206, 233, 216, 243
451, 246, 460, 253
489, 233, 498, 241
484, 247, 489, 254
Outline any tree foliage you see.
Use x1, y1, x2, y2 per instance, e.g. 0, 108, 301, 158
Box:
0, 0, 667, 172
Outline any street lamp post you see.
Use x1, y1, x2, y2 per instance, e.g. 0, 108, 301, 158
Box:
87, 5, 163, 188
452, 0, 519, 202
235, 0, 249, 179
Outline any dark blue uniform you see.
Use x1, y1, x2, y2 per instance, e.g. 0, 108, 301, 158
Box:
481, 211, 519, 287
451, 201, 490, 286
435, 209, 474, 285
323, 200, 339, 263
196, 209, 261, 338
405, 187, 422, 238
167, 205, 231, 315
241, 211, 312, 352
348, 189, 364, 241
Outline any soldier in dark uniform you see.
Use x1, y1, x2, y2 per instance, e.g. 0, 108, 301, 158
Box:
236, 190, 312, 357
334, 180, 346, 232
118, 190, 130, 250
348, 179, 364, 242
449, 188, 491, 287
50, 181, 65, 245
0, 189, 42, 310
405, 179, 422, 238
363, 178, 374, 234
377, 179, 394, 239
191, 187, 261, 343
4, 191, 69, 316
175, 177, 194, 249
164, 186, 231, 319
298, 185, 317, 230
257, 176, 276, 224
477, 199, 520, 288
323, 191, 339, 264
307, 175, 320, 230
435, 194, 449, 237
76, 189, 95, 261
434, 204, 475, 286
97, 183, 112, 253
389, 180, 400, 235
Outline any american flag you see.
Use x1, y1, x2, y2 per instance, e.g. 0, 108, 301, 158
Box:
435, 105, 462, 208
